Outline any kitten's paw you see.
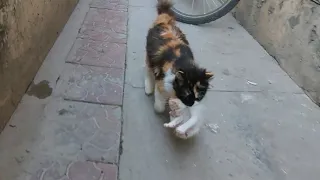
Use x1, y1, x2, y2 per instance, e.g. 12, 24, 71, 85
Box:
164, 123, 174, 128
175, 130, 188, 139
164, 122, 180, 128
175, 126, 199, 139
174, 127, 188, 139
164, 121, 181, 129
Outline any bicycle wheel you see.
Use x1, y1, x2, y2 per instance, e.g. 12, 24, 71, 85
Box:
171, 0, 240, 25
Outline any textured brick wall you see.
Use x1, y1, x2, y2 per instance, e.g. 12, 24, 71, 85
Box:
0, 0, 79, 131
233, 0, 320, 105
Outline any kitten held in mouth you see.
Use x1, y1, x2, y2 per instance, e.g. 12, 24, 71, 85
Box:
144, 0, 214, 139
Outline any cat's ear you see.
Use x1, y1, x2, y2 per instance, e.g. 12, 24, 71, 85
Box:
176, 70, 184, 80
205, 70, 214, 80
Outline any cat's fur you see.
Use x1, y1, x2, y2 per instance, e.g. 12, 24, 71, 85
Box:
145, 0, 213, 138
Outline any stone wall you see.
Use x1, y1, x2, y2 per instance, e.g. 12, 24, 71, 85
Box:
0, 0, 79, 131
233, 0, 320, 105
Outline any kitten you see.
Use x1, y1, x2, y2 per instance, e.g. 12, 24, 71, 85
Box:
145, 0, 213, 138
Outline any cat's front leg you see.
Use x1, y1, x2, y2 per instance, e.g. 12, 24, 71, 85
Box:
144, 66, 155, 95
175, 101, 204, 139
154, 84, 166, 113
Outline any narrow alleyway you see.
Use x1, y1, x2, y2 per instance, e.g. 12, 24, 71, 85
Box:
1, 0, 320, 180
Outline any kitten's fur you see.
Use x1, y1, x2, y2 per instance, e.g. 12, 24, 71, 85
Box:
145, 0, 213, 138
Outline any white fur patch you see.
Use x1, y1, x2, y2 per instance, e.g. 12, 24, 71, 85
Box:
154, 86, 166, 113
163, 68, 175, 93
174, 101, 205, 139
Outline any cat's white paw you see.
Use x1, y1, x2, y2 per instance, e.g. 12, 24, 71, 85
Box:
154, 101, 165, 113
144, 80, 154, 95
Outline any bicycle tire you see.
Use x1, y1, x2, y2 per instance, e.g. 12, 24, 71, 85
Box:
172, 0, 240, 25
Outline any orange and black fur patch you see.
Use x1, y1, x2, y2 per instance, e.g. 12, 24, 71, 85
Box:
146, 0, 213, 106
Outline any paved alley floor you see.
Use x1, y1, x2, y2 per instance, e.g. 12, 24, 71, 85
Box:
1, 0, 320, 180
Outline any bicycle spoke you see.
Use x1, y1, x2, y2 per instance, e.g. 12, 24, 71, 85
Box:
211, 0, 218, 7
205, 0, 213, 11
217, 0, 225, 4
170, 0, 239, 25
192, 0, 195, 14
171, 0, 230, 16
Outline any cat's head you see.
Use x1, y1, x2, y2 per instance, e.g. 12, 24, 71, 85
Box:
173, 67, 213, 106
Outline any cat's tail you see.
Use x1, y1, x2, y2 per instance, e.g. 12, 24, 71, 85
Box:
157, 0, 174, 17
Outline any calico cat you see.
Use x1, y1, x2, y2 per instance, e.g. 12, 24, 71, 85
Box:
145, 0, 213, 138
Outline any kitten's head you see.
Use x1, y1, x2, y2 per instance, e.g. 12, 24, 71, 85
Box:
173, 67, 213, 106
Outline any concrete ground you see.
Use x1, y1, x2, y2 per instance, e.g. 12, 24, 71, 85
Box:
1, 0, 320, 180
